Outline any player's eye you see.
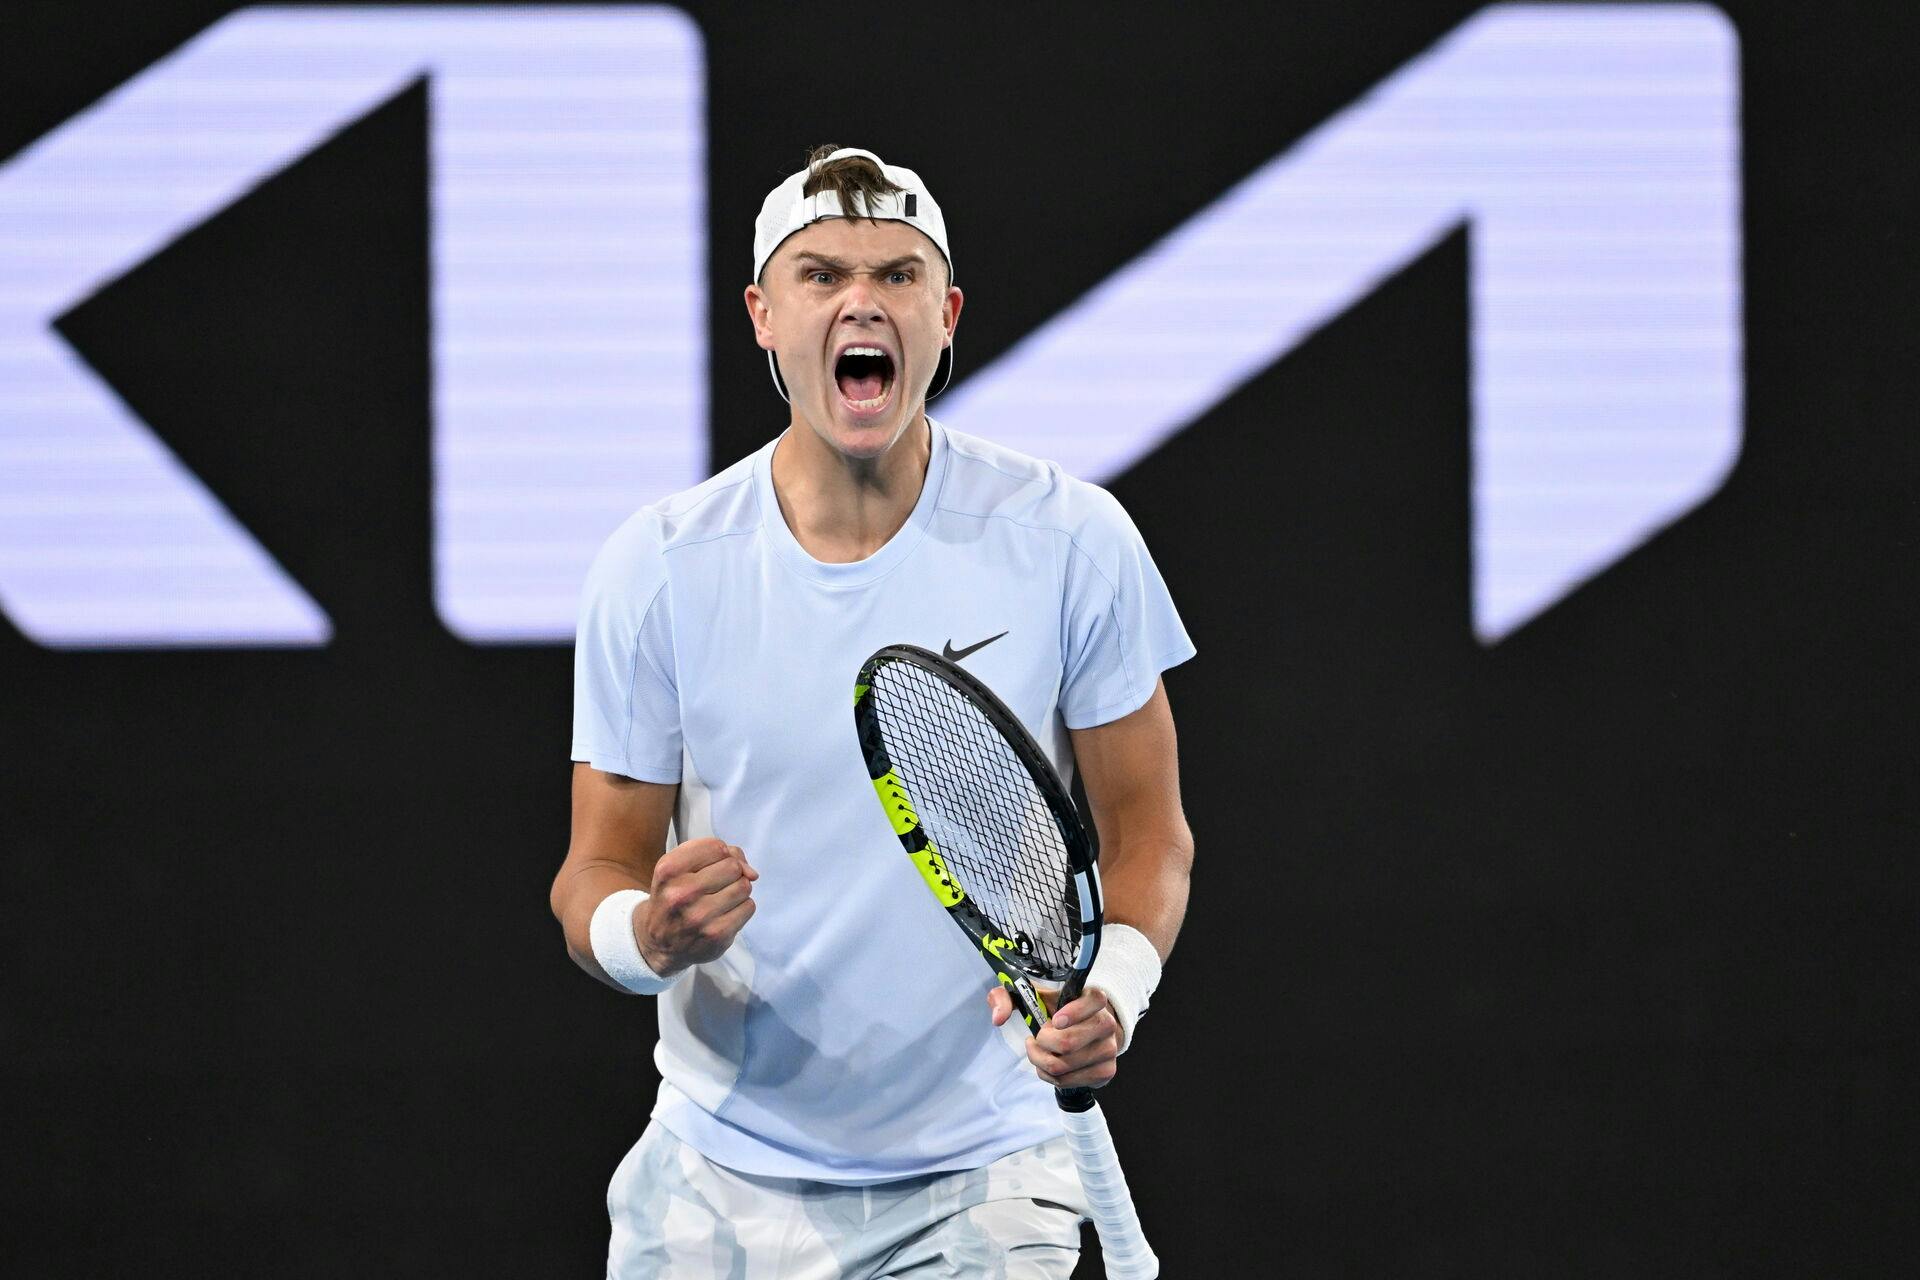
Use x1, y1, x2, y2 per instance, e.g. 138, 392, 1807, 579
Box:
809, 270, 836, 285
886, 271, 912, 285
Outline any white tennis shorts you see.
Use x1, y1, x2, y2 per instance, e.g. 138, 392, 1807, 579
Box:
607, 1123, 1088, 1279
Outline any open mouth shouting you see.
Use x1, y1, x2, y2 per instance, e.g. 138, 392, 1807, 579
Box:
832, 342, 897, 419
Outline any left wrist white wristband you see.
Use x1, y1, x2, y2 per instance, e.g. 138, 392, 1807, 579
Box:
1087, 923, 1162, 1054
588, 888, 684, 995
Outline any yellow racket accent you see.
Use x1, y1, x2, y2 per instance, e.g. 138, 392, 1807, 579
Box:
911, 838, 964, 907
873, 771, 962, 905
996, 973, 1039, 1029
872, 770, 917, 835
985, 936, 1051, 1027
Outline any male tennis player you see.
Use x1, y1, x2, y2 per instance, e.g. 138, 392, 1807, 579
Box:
551, 146, 1196, 1277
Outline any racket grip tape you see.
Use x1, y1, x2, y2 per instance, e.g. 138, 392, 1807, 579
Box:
1061, 1103, 1159, 1279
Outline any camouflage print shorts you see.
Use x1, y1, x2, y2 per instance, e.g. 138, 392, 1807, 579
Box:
606, 1124, 1088, 1279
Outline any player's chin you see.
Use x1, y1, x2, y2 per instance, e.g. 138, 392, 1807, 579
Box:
823, 395, 913, 455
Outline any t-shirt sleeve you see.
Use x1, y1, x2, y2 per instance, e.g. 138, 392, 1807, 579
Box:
570, 513, 683, 783
1058, 484, 1197, 730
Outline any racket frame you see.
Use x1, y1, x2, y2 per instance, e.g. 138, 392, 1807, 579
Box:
854, 642, 1106, 1112
855, 642, 1162, 1277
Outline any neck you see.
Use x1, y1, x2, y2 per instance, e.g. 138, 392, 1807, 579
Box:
770, 413, 933, 563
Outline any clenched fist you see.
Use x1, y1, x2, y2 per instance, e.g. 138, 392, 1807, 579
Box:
638, 837, 758, 976
987, 985, 1123, 1090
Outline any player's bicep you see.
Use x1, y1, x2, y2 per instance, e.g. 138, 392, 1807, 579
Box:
1069, 679, 1191, 860
552, 763, 678, 910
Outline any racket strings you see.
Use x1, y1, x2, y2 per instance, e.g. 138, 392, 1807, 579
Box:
868, 660, 1080, 970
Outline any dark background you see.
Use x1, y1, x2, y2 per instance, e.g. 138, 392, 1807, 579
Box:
3, 1, 1915, 1274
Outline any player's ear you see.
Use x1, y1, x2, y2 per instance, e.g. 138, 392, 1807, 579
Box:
942, 285, 964, 347
744, 282, 776, 351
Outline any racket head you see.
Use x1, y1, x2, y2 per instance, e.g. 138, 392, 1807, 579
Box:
854, 644, 1104, 1029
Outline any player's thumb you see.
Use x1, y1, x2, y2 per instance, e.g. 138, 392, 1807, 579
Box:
726, 844, 758, 880
985, 986, 1011, 1027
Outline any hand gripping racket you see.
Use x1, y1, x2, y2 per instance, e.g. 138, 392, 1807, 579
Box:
854, 644, 1159, 1279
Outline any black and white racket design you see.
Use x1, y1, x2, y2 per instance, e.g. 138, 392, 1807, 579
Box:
854, 643, 1158, 1279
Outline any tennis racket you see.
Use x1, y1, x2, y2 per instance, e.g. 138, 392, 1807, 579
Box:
854, 643, 1159, 1279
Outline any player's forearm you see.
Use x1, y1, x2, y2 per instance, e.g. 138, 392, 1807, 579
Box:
1096, 825, 1193, 962
551, 859, 653, 989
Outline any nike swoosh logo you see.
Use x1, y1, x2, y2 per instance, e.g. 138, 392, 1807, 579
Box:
943, 630, 1008, 662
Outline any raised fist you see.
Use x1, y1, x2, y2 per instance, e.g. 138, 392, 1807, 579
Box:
638, 837, 758, 975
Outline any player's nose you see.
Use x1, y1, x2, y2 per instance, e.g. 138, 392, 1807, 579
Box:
840, 279, 886, 326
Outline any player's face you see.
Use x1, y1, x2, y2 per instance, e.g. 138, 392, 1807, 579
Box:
746, 218, 962, 461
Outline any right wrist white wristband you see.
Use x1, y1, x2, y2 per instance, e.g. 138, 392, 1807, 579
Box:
588, 888, 685, 995
1086, 923, 1162, 1054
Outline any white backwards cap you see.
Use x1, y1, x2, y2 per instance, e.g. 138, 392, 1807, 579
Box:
753, 147, 952, 284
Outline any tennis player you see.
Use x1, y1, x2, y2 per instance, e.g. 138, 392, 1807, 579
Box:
551, 145, 1197, 1278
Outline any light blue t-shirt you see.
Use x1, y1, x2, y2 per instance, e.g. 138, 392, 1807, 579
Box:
570, 418, 1195, 1184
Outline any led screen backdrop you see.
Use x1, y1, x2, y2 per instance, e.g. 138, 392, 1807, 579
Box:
2, 1, 1913, 1274
2, 4, 1743, 648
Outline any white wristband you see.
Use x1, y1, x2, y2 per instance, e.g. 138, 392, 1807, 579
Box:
588, 888, 685, 995
1086, 923, 1162, 1054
